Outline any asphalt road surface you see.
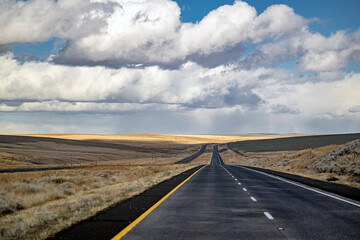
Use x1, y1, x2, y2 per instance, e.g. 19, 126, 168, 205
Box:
176, 144, 208, 164
118, 145, 360, 240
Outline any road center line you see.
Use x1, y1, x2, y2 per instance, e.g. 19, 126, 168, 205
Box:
243, 188, 247, 191
250, 196, 257, 202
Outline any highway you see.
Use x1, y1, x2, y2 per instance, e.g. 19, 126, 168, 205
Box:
116, 145, 360, 240
176, 144, 208, 164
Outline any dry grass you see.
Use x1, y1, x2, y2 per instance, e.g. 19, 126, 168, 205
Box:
0, 164, 198, 239
0, 152, 29, 168
221, 140, 360, 188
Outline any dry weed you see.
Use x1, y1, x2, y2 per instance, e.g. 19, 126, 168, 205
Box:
220, 140, 360, 188
0, 164, 196, 239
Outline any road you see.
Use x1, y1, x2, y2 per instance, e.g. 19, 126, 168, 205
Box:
176, 144, 208, 164
227, 142, 248, 157
116, 145, 360, 240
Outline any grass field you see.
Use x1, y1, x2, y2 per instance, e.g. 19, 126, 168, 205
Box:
230, 133, 360, 152
224, 135, 360, 189
0, 164, 204, 239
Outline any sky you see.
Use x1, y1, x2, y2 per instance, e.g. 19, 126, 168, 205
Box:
0, 0, 360, 134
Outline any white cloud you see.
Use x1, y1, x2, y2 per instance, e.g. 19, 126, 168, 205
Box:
242, 28, 360, 72
254, 72, 360, 118
0, 0, 116, 44
299, 30, 360, 72
0, 53, 272, 107
0, 0, 308, 66
1, 53, 359, 126
57, 1, 309, 66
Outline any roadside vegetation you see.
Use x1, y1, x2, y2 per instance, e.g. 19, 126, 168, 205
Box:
0, 164, 199, 239
222, 139, 360, 188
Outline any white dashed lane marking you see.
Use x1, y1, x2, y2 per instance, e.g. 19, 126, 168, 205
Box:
264, 212, 274, 220
222, 166, 276, 224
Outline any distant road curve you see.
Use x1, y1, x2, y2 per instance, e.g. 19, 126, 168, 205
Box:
227, 142, 248, 157
176, 144, 208, 164
210, 145, 224, 165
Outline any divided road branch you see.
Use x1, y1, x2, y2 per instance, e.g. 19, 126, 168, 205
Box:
176, 144, 208, 164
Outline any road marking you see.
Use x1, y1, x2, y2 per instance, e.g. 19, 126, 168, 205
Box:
238, 183, 241, 185
238, 166, 360, 208
243, 188, 247, 191
264, 212, 274, 220
111, 165, 207, 240
250, 196, 257, 202
234, 178, 237, 181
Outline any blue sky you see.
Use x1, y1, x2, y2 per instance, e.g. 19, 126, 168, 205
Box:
1, 0, 360, 134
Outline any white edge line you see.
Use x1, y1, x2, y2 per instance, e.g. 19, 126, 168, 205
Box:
237, 166, 360, 208
251, 196, 257, 202
264, 212, 274, 220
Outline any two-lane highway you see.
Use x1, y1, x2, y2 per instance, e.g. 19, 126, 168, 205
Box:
210, 145, 224, 165
223, 165, 360, 239
114, 145, 360, 239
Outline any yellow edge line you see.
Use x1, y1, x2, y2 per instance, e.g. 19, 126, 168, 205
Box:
111, 165, 207, 240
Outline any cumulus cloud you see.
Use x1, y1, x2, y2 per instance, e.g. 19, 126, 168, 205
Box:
240, 29, 360, 72
0, 0, 117, 44
1, 53, 359, 122
0, 53, 275, 109
1, 0, 308, 67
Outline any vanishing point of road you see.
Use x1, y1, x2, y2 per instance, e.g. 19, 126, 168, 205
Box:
115, 145, 360, 240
